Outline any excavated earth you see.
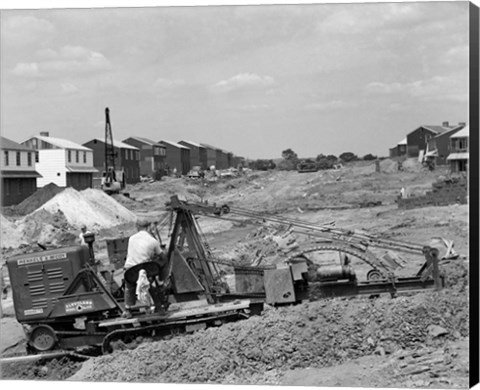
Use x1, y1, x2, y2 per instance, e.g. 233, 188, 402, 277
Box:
0, 159, 472, 388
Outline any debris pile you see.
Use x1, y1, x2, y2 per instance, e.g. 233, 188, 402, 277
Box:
397, 176, 468, 210
215, 224, 298, 266
68, 284, 469, 384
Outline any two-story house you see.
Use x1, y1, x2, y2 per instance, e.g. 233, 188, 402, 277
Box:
159, 140, 190, 175
122, 137, 166, 179
83, 138, 140, 185
178, 141, 208, 170
406, 121, 458, 158
447, 125, 469, 173
425, 122, 466, 165
1, 137, 42, 206
21, 132, 97, 190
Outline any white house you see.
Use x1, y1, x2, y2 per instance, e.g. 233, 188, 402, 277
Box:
21, 132, 98, 190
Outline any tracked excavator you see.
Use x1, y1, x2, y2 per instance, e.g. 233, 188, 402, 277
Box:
6, 195, 448, 356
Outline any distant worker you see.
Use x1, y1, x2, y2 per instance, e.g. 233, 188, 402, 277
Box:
78, 225, 92, 246
123, 218, 162, 315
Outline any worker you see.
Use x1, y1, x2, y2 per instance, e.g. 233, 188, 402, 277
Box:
123, 217, 162, 316
78, 225, 92, 246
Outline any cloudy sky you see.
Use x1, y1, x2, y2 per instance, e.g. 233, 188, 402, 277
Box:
0, 1, 470, 159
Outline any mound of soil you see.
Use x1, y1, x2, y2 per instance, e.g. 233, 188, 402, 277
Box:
14, 183, 64, 215
68, 284, 468, 384
39, 187, 136, 231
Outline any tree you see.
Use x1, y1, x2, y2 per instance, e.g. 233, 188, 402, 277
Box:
339, 152, 358, 162
281, 148, 298, 161
363, 153, 377, 161
279, 148, 300, 171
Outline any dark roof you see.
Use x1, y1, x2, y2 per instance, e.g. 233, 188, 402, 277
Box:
124, 136, 164, 146
0, 170, 42, 178
1, 137, 36, 151
432, 125, 465, 139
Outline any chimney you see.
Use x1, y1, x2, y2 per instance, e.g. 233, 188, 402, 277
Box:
40, 131, 50, 137
442, 121, 449, 127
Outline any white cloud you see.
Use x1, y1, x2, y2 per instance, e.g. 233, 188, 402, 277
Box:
12, 45, 111, 78
365, 76, 467, 102
211, 73, 275, 93
4, 15, 55, 45
304, 100, 357, 111
153, 78, 186, 89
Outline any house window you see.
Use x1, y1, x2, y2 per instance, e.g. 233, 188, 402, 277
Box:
458, 138, 468, 151
76, 150, 79, 163
135, 151, 139, 160
27, 152, 32, 166
16, 152, 21, 166
68, 150, 71, 163
4, 151, 8, 166
459, 160, 467, 172
35, 151, 39, 163
19, 180, 23, 195
83, 151, 87, 163
5, 180, 10, 196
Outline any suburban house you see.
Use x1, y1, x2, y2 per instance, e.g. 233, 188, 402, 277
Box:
178, 141, 208, 170
21, 132, 97, 190
1, 137, 42, 206
218, 149, 230, 170
389, 138, 407, 158
447, 125, 469, 174
405, 121, 459, 158
200, 143, 218, 169
122, 137, 166, 179
83, 138, 141, 185
425, 122, 466, 165
159, 140, 190, 175
200, 143, 231, 169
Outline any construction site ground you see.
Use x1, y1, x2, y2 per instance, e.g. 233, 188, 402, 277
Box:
0, 159, 471, 388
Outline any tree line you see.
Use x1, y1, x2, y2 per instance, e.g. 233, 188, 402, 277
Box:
247, 149, 378, 171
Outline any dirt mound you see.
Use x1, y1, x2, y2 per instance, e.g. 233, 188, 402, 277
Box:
14, 183, 64, 215
68, 287, 468, 384
38, 187, 136, 231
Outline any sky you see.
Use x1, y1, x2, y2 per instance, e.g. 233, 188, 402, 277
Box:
0, 1, 471, 160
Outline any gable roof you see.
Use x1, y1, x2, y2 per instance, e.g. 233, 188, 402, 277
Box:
84, 138, 139, 150
179, 140, 204, 148
124, 136, 164, 147
1, 137, 36, 151
450, 125, 469, 138
160, 140, 190, 149
432, 124, 465, 139
27, 135, 92, 151
200, 142, 221, 151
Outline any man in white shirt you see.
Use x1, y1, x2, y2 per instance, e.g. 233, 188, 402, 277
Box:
78, 225, 92, 246
123, 217, 162, 314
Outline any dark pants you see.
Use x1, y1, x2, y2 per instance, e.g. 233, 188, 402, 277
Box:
124, 279, 137, 308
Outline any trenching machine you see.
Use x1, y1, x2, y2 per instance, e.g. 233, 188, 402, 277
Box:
6, 195, 449, 355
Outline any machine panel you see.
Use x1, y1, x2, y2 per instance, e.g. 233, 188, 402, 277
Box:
6, 246, 90, 322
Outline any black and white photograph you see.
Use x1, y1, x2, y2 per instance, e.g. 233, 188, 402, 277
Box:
0, 0, 478, 388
